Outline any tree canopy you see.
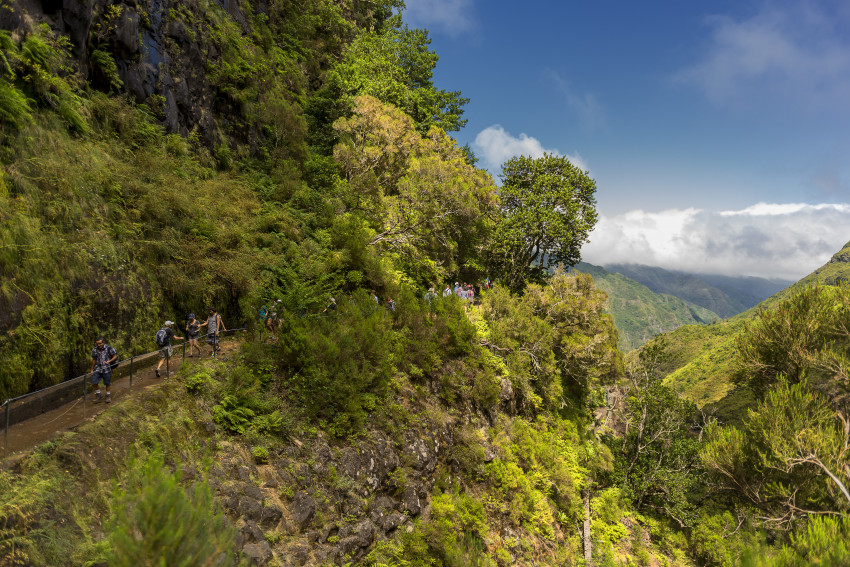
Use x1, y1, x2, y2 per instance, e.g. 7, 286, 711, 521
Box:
488, 153, 598, 292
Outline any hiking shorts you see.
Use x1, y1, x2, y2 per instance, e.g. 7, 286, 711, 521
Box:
159, 345, 173, 358
91, 369, 111, 386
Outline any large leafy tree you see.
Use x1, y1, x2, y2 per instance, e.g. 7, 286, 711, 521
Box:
333, 95, 496, 284
307, 21, 468, 153
489, 153, 598, 292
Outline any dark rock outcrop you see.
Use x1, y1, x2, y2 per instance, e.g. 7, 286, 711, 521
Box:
0, 0, 242, 146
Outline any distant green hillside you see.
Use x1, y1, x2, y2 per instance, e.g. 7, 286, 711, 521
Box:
732, 240, 850, 320
572, 263, 719, 351
654, 240, 850, 413
605, 263, 790, 318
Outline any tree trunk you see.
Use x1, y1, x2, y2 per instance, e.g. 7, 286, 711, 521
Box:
583, 488, 593, 567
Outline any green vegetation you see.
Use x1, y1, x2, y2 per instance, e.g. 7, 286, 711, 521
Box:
106, 450, 242, 566
648, 247, 850, 412
573, 262, 719, 351
489, 154, 598, 292
1, 0, 849, 565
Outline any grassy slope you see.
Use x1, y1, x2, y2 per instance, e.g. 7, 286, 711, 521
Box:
573, 263, 719, 352
657, 240, 850, 410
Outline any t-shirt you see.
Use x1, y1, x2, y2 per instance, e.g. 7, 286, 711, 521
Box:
91, 345, 117, 372
161, 327, 175, 346
187, 321, 200, 338
206, 314, 220, 335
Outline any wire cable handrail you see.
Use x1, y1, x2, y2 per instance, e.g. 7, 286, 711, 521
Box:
2, 327, 246, 456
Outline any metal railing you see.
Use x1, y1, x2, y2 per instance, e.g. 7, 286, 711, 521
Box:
2, 328, 246, 456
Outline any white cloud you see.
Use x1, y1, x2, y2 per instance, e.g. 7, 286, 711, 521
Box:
582, 203, 850, 280
473, 125, 588, 176
675, 4, 850, 109
403, 0, 475, 36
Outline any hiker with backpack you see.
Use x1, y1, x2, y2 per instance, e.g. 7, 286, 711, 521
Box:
185, 313, 202, 357
90, 337, 118, 403
266, 301, 281, 341
201, 308, 225, 355
155, 321, 183, 378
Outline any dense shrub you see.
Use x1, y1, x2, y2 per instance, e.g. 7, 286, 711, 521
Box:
105, 451, 242, 566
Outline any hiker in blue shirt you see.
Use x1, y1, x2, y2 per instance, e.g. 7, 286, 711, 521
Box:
90, 338, 117, 403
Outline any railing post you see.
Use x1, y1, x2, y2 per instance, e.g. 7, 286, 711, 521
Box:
166, 351, 170, 378
82, 375, 87, 418
182, 340, 186, 363
130, 355, 134, 389
4, 400, 9, 456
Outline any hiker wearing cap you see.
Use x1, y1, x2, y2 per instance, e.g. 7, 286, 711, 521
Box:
155, 321, 183, 378
90, 337, 117, 403
200, 308, 225, 355
186, 313, 202, 357
322, 297, 337, 314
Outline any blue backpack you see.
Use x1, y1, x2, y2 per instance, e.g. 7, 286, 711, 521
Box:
155, 328, 168, 347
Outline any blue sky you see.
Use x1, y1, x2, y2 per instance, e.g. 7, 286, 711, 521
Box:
403, 0, 850, 279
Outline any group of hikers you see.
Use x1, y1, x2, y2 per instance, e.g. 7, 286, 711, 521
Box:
87, 308, 226, 403
88, 278, 494, 403
258, 279, 493, 342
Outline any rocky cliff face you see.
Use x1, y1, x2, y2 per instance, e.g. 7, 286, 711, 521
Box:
1, 0, 249, 145
829, 241, 850, 264
210, 420, 455, 565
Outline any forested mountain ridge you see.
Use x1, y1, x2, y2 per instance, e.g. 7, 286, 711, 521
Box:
571, 262, 719, 351
605, 263, 791, 319
1, 1, 849, 565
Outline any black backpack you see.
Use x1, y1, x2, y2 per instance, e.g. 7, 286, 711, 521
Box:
155, 328, 168, 347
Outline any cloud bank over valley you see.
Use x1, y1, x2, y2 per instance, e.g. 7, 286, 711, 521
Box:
582, 203, 850, 280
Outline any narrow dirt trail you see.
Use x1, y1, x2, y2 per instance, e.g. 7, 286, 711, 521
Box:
2, 341, 241, 458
